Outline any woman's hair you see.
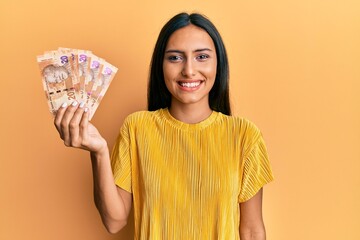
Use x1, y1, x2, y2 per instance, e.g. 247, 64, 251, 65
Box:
147, 12, 231, 115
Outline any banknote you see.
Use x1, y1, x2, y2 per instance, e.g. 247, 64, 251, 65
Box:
88, 62, 118, 119
37, 48, 118, 120
77, 50, 93, 100
58, 47, 81, 99
85, 54, 104, 106
37, 52, 77, 116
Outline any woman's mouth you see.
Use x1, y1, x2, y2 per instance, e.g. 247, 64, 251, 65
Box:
177, 80, 203, 89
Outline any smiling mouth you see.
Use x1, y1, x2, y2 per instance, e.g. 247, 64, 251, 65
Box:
177, 81, 203, 88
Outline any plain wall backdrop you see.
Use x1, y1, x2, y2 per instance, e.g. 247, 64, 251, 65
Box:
0, 0, 359, 239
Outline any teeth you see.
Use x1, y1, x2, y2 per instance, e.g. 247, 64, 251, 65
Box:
180, 81, 201, 88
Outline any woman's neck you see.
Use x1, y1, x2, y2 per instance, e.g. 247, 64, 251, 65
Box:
168, 103, 213, 124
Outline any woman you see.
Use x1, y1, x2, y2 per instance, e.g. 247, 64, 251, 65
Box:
54, 12, 274, 240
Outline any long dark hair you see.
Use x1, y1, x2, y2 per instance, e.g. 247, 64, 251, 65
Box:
147, 12, 231, 115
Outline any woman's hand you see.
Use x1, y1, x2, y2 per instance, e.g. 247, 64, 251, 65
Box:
54, 101, 132, 233
54, 101, 107, 154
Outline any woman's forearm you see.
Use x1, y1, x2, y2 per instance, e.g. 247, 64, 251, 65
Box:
90, 148, 131, 233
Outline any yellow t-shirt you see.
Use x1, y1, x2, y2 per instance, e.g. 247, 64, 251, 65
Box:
111, 108, 274, 239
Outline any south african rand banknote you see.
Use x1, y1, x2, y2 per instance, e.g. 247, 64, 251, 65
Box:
37, 51, 77, 116
77, 50, 93, 100
58, 47, 81, 100
88, 61, 118, 116
85, 54, 104, 105
37, 48, 118, 120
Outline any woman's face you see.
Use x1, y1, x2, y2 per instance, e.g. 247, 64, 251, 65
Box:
163, 24, 217, 109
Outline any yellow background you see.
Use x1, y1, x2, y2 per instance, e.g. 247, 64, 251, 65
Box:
1, 0, 359, 239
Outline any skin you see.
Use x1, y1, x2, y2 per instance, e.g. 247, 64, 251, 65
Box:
54, 102, 132, 233
54, 24, 266, 239
240, 189, 266, 240
163, 24, 216, 123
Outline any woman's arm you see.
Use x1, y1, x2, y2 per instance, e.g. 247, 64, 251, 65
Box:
54, 102, 132, 233
239, 188, 266, 240
90, 149, 132, 233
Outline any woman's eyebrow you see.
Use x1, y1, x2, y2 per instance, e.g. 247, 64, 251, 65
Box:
194, 48, 212, 52
165, 50, 183, 54
165, 48, 213, 54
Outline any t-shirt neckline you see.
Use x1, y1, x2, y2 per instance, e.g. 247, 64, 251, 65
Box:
160, 108, 219, 131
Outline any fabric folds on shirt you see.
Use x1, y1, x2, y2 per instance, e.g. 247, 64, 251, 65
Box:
111, 108, 274, 240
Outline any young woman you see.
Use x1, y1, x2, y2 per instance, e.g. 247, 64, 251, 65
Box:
54, 12, 274, 240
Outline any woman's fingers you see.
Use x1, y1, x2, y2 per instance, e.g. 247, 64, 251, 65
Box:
68, 102, 87, 147
53, 101, 101, 152
54, 102, 69, 139
60, 101, 80, 146
79, 107, 90, 148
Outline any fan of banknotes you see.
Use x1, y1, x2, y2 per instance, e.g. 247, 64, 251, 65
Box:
37, 47, 118, 120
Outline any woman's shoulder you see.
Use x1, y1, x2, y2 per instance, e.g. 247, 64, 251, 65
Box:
123, 109, 163, 125
217, 114, 265, 155
217, 113, 262, 139
125, 110, 153, 119
219, 113, 260, 130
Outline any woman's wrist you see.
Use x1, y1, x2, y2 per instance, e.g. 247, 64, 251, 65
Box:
91, 143, 109, 161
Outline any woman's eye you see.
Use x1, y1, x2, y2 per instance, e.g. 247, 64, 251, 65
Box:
197, 54, 210, 61
167, 55, 182, 62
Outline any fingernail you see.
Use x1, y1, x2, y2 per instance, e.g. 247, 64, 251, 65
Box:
84, 107, 89, 113
72, 101, 78, 107
79, 102, 85, 108
61, 102, 68, 108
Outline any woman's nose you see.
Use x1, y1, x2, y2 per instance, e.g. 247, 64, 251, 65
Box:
181, 59, 196, 77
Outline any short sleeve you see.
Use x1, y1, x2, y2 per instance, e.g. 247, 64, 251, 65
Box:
111, 119, 132, 193
238, 133, 274, 202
